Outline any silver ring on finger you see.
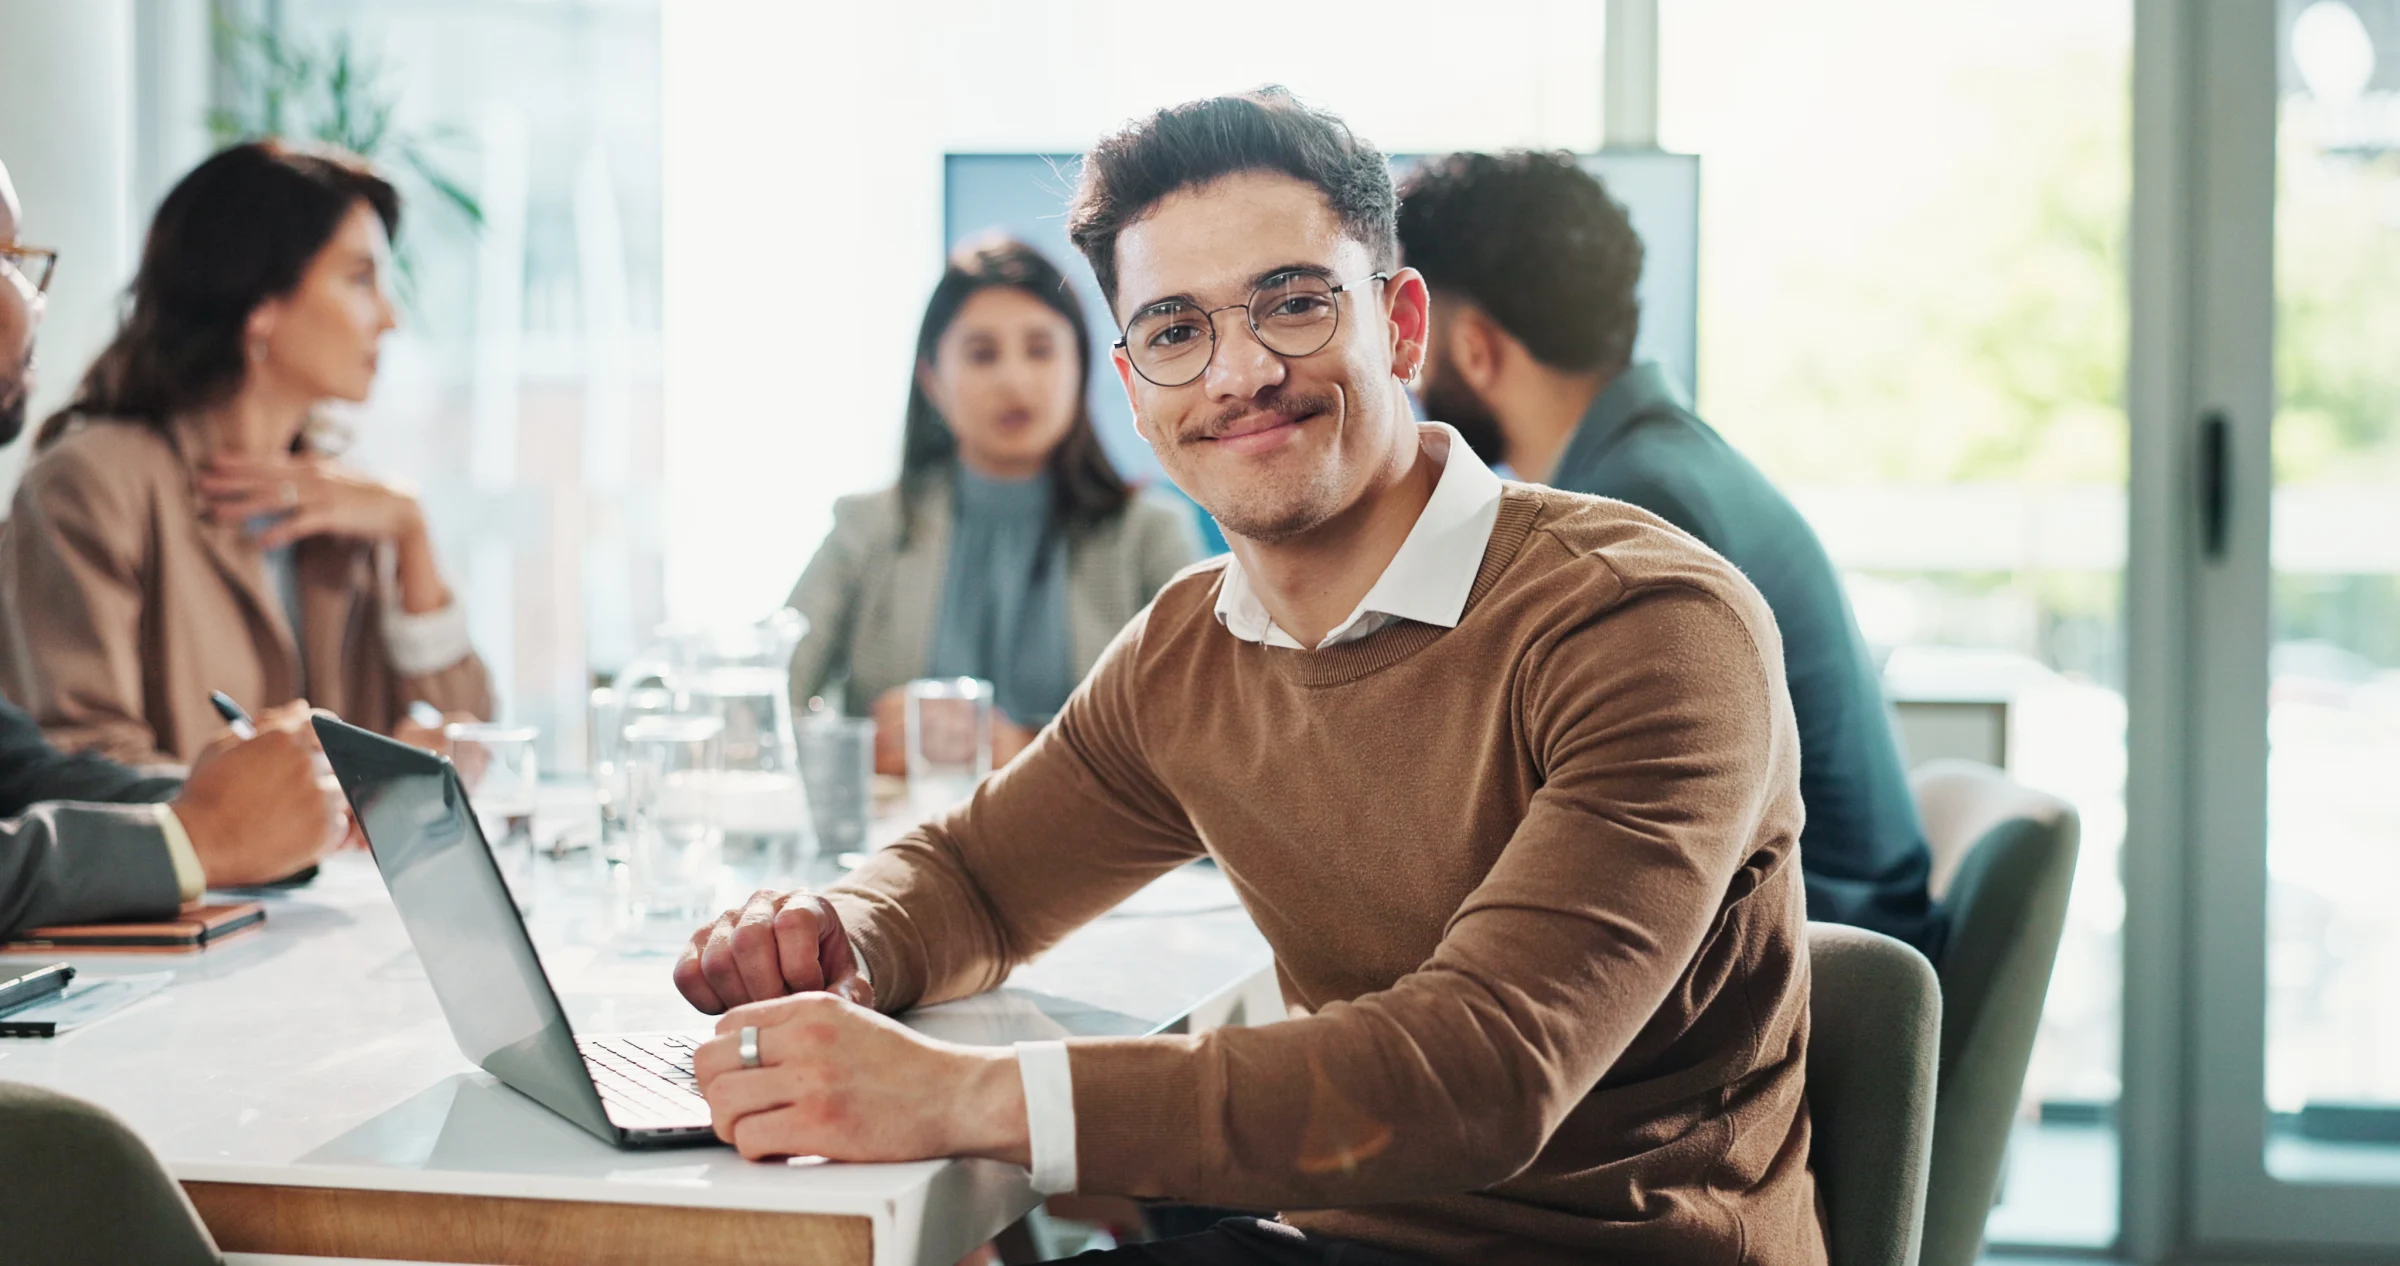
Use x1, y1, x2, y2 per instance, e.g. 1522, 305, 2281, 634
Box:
739, 1025, 761, 1069
278, 479, 300, 508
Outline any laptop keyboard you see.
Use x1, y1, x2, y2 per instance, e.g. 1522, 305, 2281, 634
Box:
577, 1032, 712, 1132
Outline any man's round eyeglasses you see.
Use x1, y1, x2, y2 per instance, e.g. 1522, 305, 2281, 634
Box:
0, 243, 57, 301
1116, 269, 1389, 388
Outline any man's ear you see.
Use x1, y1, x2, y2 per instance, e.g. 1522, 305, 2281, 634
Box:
1384, 267, 1431, 382
1110, 345, 1154, 446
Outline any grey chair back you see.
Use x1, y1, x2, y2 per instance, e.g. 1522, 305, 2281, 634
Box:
1806, 922, 1942, 1266
1910, 759, 2081, 1266
0, 1080, 223, 1264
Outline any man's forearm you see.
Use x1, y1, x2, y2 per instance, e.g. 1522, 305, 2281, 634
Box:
0, 802, 185, 936
0, 705, 179, 813
948, 1045, 1033, 1170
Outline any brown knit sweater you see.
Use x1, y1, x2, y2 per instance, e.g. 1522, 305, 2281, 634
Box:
828, 485, 1826, 1266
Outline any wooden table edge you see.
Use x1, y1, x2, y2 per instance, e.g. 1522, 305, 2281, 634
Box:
184, 1179, 873, 1266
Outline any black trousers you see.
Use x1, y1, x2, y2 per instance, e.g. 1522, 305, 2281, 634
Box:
1042, 1216, 1429, 1265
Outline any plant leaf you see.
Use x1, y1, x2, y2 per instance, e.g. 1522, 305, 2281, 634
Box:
206, 15, 488, 327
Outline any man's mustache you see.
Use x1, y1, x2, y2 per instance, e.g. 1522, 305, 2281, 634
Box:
1185, 388, 1339, 444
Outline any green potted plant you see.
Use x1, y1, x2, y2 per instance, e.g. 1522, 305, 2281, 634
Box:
209, 19, 482, 300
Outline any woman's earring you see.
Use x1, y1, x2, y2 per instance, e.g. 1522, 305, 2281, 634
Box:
248, 340, 268, 365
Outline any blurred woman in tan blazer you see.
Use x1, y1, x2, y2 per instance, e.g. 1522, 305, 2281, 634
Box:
0, 141, 490, 767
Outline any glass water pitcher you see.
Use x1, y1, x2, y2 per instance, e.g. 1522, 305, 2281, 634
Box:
615, 608, 816, 877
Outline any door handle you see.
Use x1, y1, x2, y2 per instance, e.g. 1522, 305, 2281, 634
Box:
2200, 410, 2230, 560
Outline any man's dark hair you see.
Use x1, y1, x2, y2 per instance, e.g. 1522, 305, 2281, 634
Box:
1068, 87, 1397, 310
1397, 151, 1643, 376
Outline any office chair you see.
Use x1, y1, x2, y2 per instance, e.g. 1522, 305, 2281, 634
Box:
1806, 922, 1942, 1266
1910, 760, 2081, 1266
0, 1080, 223, 1264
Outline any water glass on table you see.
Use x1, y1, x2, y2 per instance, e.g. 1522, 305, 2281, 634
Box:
445, 722, 541, 913
904, 677, 993, 821
590, 685, 679, 868
621, 714, 726, 934
798, 704, 876, 861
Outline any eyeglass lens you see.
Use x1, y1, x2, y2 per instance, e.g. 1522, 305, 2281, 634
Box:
0, 247, 53, 298
1125, 271, 1343, 387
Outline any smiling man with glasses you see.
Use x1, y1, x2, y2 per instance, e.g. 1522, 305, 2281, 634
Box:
676, 89, 1824, 1266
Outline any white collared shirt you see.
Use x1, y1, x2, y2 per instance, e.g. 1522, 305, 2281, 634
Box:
1212, 422, 1507, 649
1013, 421, 1507, 1194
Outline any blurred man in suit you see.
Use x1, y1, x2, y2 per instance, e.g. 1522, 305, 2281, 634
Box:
1399, 151, 1947, 957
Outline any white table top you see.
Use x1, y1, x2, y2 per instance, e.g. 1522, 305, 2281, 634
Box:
0, 837, 1273, 1266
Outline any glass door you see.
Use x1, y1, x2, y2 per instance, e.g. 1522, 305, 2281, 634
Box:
1661, 3, 2135, 1248
2263, 0, 2400, 1189
2185, 0, 2400, 1250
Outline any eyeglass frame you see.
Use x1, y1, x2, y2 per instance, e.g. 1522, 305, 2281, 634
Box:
1113, 268, 1392, 388
0, 242, 57, 303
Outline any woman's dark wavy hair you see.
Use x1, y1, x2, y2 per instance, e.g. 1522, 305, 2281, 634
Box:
36, 139, 398, 450
897, 236, 1130, 550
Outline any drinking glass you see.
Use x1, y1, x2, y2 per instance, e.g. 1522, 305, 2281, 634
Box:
798, 708, 876, 858
904, 678, 992, 820
622, 714, 726, 930
445, 722, 540, 913
591, 685, 679, 868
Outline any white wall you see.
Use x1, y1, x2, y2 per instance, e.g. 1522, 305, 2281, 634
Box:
661, 4, 945, 629
659, 0, 1608, 628
0, 0, 213, 503
0, 0, 136, 499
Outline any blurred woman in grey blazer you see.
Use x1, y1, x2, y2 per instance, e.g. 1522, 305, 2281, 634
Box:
786, 237, 1203, 771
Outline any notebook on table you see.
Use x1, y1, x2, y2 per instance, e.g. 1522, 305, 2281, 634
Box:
2, 902, 266, 953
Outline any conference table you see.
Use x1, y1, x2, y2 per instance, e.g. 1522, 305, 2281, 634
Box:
0, 795, 1279, 1266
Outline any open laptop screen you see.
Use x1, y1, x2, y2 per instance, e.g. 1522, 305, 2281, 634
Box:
315, 717, 615, 1142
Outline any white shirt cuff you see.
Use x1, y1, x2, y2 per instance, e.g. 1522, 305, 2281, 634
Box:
156, 804, 204, 902
847, 933, 873, 986
380, 600, 475, 677
1015, 1040, 1078, 1194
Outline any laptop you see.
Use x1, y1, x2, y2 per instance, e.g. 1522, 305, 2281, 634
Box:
314, 715, 717, 1148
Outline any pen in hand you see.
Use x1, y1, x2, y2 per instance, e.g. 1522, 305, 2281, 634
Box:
206, 689, 337, 883
208, 690, 258, 741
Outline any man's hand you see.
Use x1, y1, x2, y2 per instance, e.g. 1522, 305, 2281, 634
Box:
674, 889, 873, 1015
692, 993, 1028, 1167
172, 727, 343, 887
